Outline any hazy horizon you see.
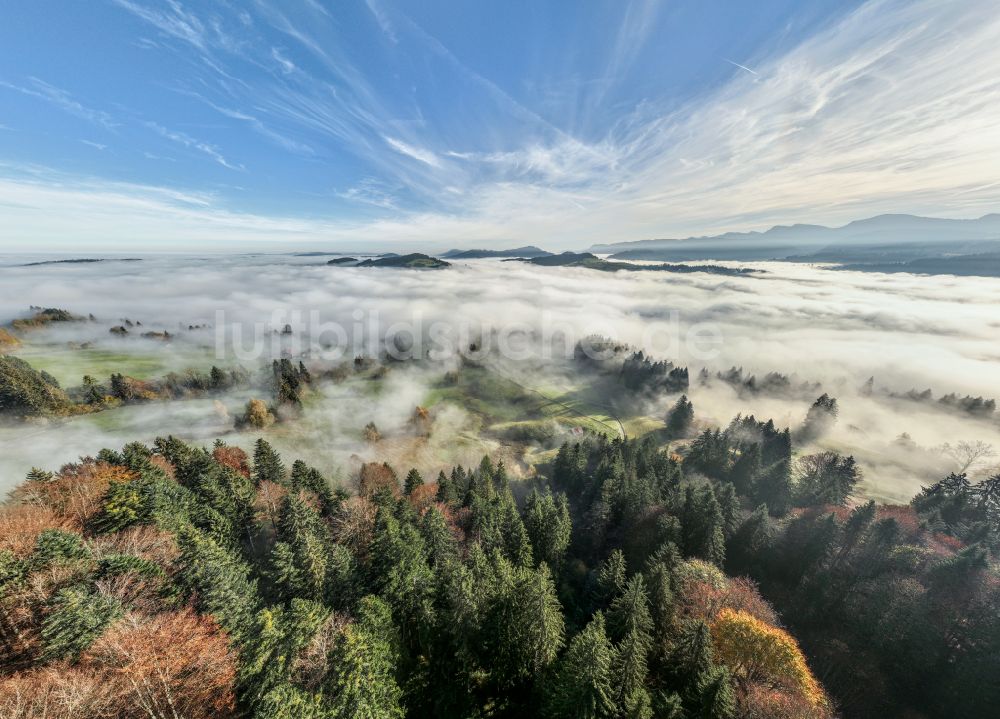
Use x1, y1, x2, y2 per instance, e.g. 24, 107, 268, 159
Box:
0, 208, 998, 256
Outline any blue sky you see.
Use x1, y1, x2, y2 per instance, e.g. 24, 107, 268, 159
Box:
1, 0, 999, 251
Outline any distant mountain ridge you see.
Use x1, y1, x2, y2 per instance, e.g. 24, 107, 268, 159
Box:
589, 214, 1000, 260
441, 245, 551, 259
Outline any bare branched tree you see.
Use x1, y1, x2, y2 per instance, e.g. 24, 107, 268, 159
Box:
940, 440, 996, 474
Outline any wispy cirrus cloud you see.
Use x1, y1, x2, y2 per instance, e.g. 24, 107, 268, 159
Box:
364, 0, 398, 44
111, 0, 211, 51
145, 121, 243, 170
175, 89, 315, 156
0, 77, 118, 129
383, 136, 441, 167
271, 47, 296, 74
336, 177, 400, 209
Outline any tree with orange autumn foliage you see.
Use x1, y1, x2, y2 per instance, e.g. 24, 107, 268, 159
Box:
407, 483, 438, 514
0, 504, 70, 556
358, 462, 398, 497
678, 574, 780, 627
710, 608, 827, 709
84, 608, 237, 718
11, 461, 137, 532
0, 608, 236, 719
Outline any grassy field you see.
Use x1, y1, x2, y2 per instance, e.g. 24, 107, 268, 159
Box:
424, 365, 625, 437
13, 344, 218, 386
423, 363, 670, 446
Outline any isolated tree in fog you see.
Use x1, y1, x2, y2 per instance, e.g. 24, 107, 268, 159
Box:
800, 393, 839, 440
666, 395, 695, 439
363, 421, 381, 443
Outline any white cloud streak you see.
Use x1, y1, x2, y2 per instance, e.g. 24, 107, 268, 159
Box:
271, 47, 296, 74
383, 136, 441, 167
723, 59, 758, 76
0, 77, 118, 129
145, 122, 243, 170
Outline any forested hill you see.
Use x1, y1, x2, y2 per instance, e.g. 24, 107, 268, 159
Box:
2, 411, 997, 718
519, 252, 759, 276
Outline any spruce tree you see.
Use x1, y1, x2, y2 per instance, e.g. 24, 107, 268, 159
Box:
665, 619, 718, 709
695, 666, 735, 718
504, 498, 535, 568
240, 598, 329, 708
609, 575, 654, 719
715, 482, 740, 538
726, 504, 772, 575
253, 438, 285, 486
290, 459, 334, 509
754, 437, 792, 515
728, 442, 760, 496
270, 492, 330, 601
524, 488, 573, 571
545, 613, 616, 719
594, 549, 627, 607
665, 395, 694, 439
41, 587, 122, 660
646, 561, 676, 655
177, 527, 261, 642
404, 468, 424, 496
512, 563, 566, 678
31, 529, 90, 569
421, 505, 457, 566
493, 459, 510, 494
210, 365, 226, 389
436, 470, 458, 505
681, 486, 725, 566
324, 596, 405, 719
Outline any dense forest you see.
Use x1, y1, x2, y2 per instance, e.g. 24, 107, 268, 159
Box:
2, 392, 998, 718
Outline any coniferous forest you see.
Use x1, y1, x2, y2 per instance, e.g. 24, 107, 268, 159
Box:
2, 408, 998, 718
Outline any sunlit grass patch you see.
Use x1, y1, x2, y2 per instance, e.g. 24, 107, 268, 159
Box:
13, 345, 196, 386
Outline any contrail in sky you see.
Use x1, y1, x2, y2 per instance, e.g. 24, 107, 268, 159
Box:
723, 58, 758, 75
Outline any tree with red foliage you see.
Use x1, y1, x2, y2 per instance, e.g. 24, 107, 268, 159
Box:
213, 444, 251, 478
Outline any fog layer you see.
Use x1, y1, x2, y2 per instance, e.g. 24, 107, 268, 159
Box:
1, 254, 997, 501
